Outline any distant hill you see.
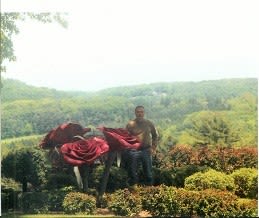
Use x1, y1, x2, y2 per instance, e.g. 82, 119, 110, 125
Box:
2, 77, 258, 102
97, 78, 258, 98
1, 78, 93, 102
1, 77, 257, 148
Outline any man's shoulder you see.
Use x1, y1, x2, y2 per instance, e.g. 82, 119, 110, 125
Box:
127, 120, 136, 127
128, 119, 136, 124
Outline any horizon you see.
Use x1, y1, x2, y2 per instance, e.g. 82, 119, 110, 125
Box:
2, 75, 257, 93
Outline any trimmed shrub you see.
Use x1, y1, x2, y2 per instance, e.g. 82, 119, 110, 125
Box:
153, 167, 174, 186
196, 189, 239, 217
18, 192, 50, 214
14, 186, 78, 213
236, 198, 258, 217
45, 172, 78, 190
2, 147, 50, 191
139, 185, 258, 217
197, 147, 258, 172
168, 144, 194, 167
1, 177, 22, 212
196, 189, 257, 217
140, 185, 180, 217
231, 168, 258, 199
174, 188, 201, 217
153, 164, 209, 187
165, 146, 257, 173
184, 169, 235, 191
139, 185, 163, 214
47, 186, 76, 211
62, 192, 96, 215
90, 165, 129, 192
227, 148, 258, 171
107, 188, 142, 216
168, 188, 240, 217
172, 165, 209, 187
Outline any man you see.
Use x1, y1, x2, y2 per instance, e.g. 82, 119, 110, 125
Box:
126, 105, 158, 186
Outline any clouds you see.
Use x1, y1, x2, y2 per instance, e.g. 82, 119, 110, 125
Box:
3, 0, 259, 91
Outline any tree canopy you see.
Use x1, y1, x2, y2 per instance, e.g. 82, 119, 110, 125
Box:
1, 78, 257, 148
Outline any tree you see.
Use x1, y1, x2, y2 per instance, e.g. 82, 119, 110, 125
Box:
227, 93, 258, 146
182, 111, 238, 147
1, 146, 50, 191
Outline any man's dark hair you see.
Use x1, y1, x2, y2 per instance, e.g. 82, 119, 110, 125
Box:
135, 105, 145, 111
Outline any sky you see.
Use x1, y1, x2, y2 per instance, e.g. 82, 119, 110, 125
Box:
2, 0, 259, 92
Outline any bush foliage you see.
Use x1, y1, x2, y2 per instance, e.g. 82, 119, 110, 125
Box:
108, 185, 258, 217
1, 177, 22, 212
165, 145, 257, 172
18, 192, 50, 214
107, 188, 142, 216
184, 169, 235, 191
3, 182, 257, 217
62, 192, 96, 215
231, 168, 258, 199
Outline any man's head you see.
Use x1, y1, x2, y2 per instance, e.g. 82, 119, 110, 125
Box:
135, 105, 145, 121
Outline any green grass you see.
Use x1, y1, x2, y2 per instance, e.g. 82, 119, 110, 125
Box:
1, 213, 116, 218
1, 209, 116, 218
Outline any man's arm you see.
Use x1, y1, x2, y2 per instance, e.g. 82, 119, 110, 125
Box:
149, 121, 158, 153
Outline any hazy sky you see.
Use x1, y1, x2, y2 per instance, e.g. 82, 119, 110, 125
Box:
2, 0, 259, 91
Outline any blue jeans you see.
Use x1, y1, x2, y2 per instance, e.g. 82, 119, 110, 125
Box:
127, 148, 153, 185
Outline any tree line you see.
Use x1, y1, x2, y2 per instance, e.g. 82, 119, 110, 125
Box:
1, 77, 258, 148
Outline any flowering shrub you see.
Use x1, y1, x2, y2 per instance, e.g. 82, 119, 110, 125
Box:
62, 192, 96, 214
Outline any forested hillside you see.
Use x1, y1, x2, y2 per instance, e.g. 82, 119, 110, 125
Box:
1, 77, 258, 216
1, 77, 258, 148
1, 78, 93, 102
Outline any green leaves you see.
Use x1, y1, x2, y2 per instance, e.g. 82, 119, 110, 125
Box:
184, 169, 235, 191
1, 78, 257, 148
182, 111, 238, 147
62, 192, 96, 214
1, 146, 50, 188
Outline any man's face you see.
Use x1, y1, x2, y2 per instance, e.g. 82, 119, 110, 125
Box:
135, 108, 145, 120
